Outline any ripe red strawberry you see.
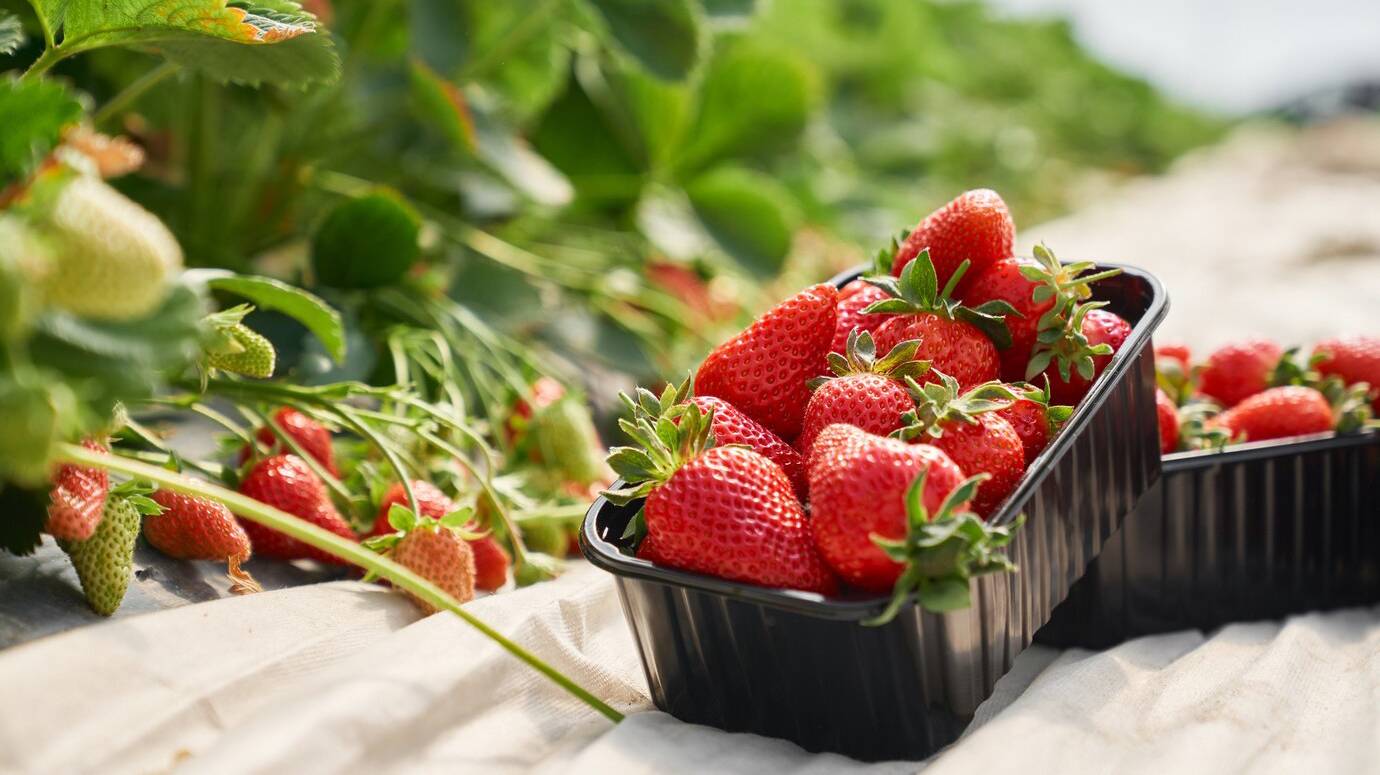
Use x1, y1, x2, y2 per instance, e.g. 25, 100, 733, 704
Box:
1214, 385, 1334, 442
807, 423, 965, 592
237, 454, 356, 564
1313, 336, 1380, 412
146, 489, 261, 593
694, 283, 838, 442
1197, 339, 1283, 408
604, 400, 836, 594
1034, 306, 1131, 405
796, 330, 929, 455
1155, 343, 1192, 371
368, 480, 455, 538
146, 490, 252, 562
690, 395, 807, 499
366, 508, 476, 614
994, 382, 1071, 465
1156, 388, 1179, 454
469, 535, 510, 592
867, 250, 1016, 390
830, 279, 893, 355
46, 439, 110, 542
962, 245, 1122, 382
240, 407, 339, 477
366, 480, 508, 589
899, 372, 1026, 517
891, 189, 1014, 296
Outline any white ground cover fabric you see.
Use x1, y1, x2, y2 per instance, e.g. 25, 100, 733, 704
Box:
2, 563, 1378, 774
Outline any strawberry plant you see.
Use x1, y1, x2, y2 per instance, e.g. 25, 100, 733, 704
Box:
0, 1, 623, 723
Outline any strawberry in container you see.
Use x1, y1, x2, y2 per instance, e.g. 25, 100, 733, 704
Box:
582, 187, 1170, 761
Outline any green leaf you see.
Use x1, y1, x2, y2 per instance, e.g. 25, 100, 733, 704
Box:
684, 166, 801, 277
582, 0, 701, 81
311, 192, 421, 291
701, 0, 757, 28
411, 0, 568, 125
187, 270, 346, 362
675, 40, 816, 174
409, 58, 476, 154
54, 1, 340, 88
29, 283, 204, 415
917, 577, 972, 613
388, 502, 418, 532
0, 79, 84, 186
0, 11, 23, 55
529, 73, 637, 207
156, 30, 340, 88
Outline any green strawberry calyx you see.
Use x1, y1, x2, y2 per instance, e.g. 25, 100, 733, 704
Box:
893, 370, 1020, 442
1025, 300, 1114, 382
1008, 377, 1075, 429
1176, 399, 1233, 451
864, 470, 1023, 626
363, 503, 482, 555
873, 229, 911, 275
862, 249, 1020, 349
807, 329, 930, 391
1020, 243, 1123, 319
602, 378, 719, 507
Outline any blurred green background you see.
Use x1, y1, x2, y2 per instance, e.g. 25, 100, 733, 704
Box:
1, 0, 1227, 389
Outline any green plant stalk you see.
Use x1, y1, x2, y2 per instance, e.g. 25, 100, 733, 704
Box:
92, 61, 179, 125
56, 442, 623, 723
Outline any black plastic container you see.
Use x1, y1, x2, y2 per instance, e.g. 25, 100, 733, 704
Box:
581, 264, 1169, 761
1036, 430, 1380, 649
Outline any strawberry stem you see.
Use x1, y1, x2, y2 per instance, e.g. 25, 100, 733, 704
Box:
56, 442, 624, 724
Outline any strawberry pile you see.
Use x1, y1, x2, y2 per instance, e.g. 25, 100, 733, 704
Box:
604, 190, 1130, 623
1154, 336, 1379, 453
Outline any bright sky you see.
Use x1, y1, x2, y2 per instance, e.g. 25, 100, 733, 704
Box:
992, 0, 1380, 114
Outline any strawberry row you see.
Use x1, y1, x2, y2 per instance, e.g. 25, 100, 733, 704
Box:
1153, 336, 1379, 454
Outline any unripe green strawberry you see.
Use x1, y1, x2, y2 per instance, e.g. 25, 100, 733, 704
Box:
0, 214, 52, 340
207, 323, 276, 378
36, 174, 183, 321
531, 394, 612, 488
58, 492, 144, 616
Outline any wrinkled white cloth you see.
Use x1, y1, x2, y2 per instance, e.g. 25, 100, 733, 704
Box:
2, 563, 1379, 774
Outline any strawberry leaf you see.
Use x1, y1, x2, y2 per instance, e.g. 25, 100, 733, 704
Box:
48, 1, 339, 88
0, 481, 48, 556
580, 0, 701, 82
187, 270, 345, 363
0, 79, 84, 186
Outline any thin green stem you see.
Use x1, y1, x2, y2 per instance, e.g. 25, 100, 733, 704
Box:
20, 46, 64, 81
57, 443, 622, 723
93, 61, 179, 125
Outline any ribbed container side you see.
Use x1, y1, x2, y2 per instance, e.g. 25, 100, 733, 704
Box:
1036, 431, 1380, 650
584, 265, 1168, 761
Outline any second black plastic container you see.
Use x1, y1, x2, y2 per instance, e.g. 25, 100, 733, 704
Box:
1036, 430, 1380, 649
583, 265, 1168, 761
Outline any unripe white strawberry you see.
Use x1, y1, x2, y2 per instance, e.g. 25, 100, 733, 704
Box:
38, 174, 183, 321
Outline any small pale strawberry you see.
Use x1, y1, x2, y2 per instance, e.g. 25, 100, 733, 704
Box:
34, 172, 182, 320
59, 489, 154, 616
207, 323, 276, 379
366, 506, 476, 614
